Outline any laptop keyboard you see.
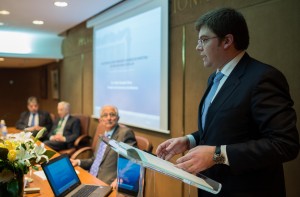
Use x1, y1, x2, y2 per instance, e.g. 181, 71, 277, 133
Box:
71, 185, 99, 197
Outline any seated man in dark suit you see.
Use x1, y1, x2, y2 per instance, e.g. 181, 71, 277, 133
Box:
44, 101, 81, 151
16, 96, 52, 139
70, 105, 137, 186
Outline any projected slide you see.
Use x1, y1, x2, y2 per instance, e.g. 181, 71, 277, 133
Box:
93, 7, 164, 131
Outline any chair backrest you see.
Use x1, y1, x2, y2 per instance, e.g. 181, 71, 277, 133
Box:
91, 123, 129, 151
91, 124, 153, 153
50, 113, 56, 123
72, 114, 90, 135
135, 135, 153, 152
91, 122, 106, 151
134, 135, 152, 196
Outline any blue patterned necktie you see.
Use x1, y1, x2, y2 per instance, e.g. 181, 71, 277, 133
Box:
30, 113, 36, 127
201, 72, 224, 129
89, 132, 111, 177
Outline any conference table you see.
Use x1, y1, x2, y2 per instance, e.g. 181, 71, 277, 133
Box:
7, 127, 116, 197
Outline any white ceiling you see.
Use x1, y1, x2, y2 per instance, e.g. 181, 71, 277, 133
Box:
0, 0, 124, 68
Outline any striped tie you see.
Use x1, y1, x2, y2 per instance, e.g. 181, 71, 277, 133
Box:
89, 133, 111, 177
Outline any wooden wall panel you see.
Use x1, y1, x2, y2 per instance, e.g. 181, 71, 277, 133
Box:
39, 62, 61, 116
60, 56, 83, 114
82, 51, 93, 115
0, 68, 39, 126
60, 22, 93, 116
0, 65, 59, 126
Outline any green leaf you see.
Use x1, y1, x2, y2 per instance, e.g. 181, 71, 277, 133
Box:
35, 149, 56, 164
7, 178, 19, 197
34, 127, 47, 142
0, 147, 8, 161
44, 150, 56, 160
32, 165, 39, 171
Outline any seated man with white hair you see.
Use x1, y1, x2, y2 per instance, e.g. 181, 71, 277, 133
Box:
71, 105, 137, 186
44, 101, 81, 151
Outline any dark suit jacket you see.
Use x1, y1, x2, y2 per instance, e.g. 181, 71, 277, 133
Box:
192, 53, 299, 197
80, 124, 137, 185
46, 115, 81, 148
15, 110, 53, 135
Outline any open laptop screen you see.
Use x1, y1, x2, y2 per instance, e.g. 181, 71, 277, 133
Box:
117, 156, 143, 197
42, 154, 81, 197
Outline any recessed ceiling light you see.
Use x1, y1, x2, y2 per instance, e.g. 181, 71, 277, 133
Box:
54, 1, 68, 7
33, 20, 44, 25
0, 58, 4, 61
0, 10, 10, 15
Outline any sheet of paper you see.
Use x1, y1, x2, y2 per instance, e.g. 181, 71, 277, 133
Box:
33, 170, 47, 180
118, 142, 220, 193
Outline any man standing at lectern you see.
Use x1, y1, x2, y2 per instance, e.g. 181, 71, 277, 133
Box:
156, 8, 299, 196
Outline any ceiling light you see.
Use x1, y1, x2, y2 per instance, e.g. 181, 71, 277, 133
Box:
54, 1, 68, 7
0, 31, 33, 54
33, 20, 44, 25
0, 10, 10, 15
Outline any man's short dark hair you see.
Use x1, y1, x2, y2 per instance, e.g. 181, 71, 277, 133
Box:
195, 7, 249, 50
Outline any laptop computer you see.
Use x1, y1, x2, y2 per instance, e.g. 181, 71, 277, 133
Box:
41, 154, 112, 197
117, 155, 144, 197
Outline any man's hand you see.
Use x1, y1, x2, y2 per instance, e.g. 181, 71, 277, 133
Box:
25, 125, 43, 132
33, 125, 43, 131
110, 178, 118, 189
70, 159, 79, 167
156, 136, 189, 161
175, 145, 216, 174
50, 134, 66, 142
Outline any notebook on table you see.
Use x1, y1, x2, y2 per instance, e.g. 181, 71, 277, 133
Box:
41, 154, 112, 197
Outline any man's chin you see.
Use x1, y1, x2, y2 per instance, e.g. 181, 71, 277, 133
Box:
104, 124, 115, 130
203, 63, 211, 68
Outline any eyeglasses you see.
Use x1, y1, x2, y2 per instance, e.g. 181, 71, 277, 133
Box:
197, 36, 218, 48
101, 113, 117, 118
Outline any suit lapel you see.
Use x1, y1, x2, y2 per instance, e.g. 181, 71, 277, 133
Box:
25, 112, 30, 126
198, 75, 214, 137
100, 125, 119, 165
201, 54, 249, 139
38, 111, 43, 124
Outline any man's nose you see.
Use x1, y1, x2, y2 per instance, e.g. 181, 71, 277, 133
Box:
196, 44, 203, 51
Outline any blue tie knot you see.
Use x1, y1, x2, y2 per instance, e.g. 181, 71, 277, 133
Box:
104, 132, 111, 138
213, 72, 224, 83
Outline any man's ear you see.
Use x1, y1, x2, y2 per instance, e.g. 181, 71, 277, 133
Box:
223, 34, 234, 49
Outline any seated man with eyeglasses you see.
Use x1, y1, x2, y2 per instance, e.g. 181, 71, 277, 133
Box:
70, 105, 137, 186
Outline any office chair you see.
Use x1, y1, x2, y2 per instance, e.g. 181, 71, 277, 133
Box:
59, 114, 91, 156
